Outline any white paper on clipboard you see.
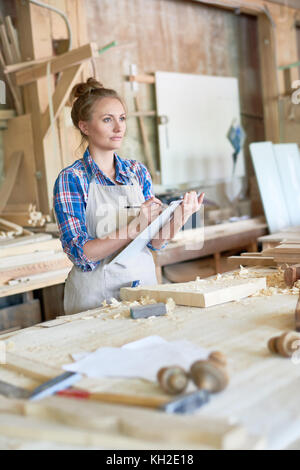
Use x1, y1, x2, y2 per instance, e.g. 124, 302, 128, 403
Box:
111, 199, 182, 265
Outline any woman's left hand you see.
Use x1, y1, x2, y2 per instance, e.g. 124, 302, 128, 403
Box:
180, 191, 205, 224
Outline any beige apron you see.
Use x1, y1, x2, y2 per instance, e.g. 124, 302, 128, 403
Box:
64, 173, 157, 315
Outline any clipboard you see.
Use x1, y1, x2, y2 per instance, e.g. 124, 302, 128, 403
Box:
111, 199, 182, 265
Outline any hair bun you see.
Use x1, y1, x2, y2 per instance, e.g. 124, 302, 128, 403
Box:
70, 77, 104, 102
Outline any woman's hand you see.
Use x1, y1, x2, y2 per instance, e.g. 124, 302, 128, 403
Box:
178, 191, 205, 225
129, 196, 163, 238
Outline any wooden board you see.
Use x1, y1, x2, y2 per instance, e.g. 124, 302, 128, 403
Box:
120, 277, 266, 308
3, 114, 39, 207
0, 255, 72, 285
0, 237, 61, 258
250, 142, 291, 233
227, 256, 275, 268
0, 270, 70, 298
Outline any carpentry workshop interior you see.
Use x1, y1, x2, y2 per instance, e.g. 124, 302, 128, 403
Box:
2, 0, 300, 453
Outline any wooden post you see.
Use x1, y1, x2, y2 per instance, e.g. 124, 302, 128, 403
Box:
257, 13, 280, 143
15, 0, 90, 214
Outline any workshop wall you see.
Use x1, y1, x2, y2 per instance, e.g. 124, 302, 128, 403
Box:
85, 0, 264, 194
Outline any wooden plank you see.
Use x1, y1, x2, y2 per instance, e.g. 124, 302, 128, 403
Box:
0, 256, 72, 285
3, 115, 39, 208
0, 151, 23, 215
268, 243, 300, 254
0, 49, 23, 116
120, 277, 267, 308
134, 95, 158, 183
227, 256, 275, 268
4, 16, 21, 64
0, 233, 51, 248
3, 352, 61, 381
41, 63, 84, 138
0, 238, 61, 258
48, 0, 68, 40
0, 269, 70, 298
129, 74, 155, 84
23, 395, 253, 450
0, 412, 218, 450
15, 42, 99, 86
257, 13, 280, 142
0, 23, 14, 65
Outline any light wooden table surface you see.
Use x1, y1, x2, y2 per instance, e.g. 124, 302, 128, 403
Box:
0, 267, 299, 450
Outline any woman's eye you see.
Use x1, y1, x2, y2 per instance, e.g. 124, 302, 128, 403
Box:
120, 116, 126, 122
103, 117, 111, 123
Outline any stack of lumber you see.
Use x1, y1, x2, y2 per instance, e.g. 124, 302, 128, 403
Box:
0, 233, 72, 288
258, 227, 300, 250
227, 240, 300, 268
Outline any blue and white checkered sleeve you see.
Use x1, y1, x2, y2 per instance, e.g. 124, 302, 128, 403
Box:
53, 170, 100, 271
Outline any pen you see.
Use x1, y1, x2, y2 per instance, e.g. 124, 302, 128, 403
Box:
124, 192, 204, 209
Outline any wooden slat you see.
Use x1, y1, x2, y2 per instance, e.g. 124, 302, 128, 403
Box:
0, 151, 23, 215
0, 23, 14, 65
4, 16, 21, 64
41, 63, 84, 139
15, 42, 99, 86
0, 50, 23, 116
0, 256, 72, 285
0, 237, 61, 258
134, 95, 158, 183
227, 256, 275, 268
0, 270, 69, 298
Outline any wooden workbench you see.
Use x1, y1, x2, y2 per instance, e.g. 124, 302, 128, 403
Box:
154, 217, 268, 281
0, 267, 299, 449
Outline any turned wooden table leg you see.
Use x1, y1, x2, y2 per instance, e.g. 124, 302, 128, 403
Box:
247, 241, 258, 252
214, 252, 221, 274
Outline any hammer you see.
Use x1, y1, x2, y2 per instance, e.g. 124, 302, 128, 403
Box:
284, 264, 300, 332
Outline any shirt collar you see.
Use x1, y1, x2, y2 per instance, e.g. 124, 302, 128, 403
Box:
83, 147, 131, 183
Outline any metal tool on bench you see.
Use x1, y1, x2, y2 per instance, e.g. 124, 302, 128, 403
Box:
29, 371, 82, 401
0, 378, 209, 414
129, 281, 168, 320
0, 372, 82, 401
284, 265, 300, 331
130, 302, 167, 319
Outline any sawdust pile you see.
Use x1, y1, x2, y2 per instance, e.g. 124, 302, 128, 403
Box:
59, 297, 176, 323
210, 266, 300, 297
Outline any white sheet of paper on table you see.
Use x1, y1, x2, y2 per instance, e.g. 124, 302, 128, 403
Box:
63, 336, 209, 382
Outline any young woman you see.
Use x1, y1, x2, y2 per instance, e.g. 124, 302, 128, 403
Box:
54, 78, 204, 315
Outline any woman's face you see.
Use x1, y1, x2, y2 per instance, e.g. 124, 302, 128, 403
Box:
79, 97, 126, 151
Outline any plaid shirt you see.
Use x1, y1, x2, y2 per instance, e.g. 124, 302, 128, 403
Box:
54, 147, 161, 272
